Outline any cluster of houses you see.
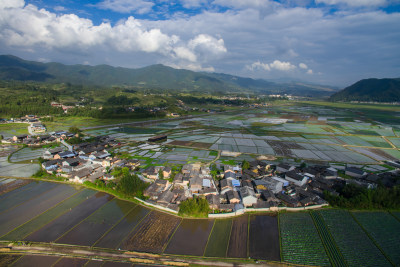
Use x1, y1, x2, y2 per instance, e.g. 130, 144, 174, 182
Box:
2, 130, 77, 145
40, 135, 139, 184
139, 160, 345, 213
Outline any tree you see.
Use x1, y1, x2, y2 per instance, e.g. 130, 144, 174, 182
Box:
69, 126, 81, 134
158, 168, 164, 179
242, 160, 250, 170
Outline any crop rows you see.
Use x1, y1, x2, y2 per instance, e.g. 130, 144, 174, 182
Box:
352, 211, 400, 266
319, 210, 390, 267
310, 211, 346, 267
279, 212, 330, 266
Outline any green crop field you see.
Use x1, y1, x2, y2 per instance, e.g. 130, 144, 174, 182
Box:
280, 212, 331, 266
319, 209, 390, 267
204, 219, 232, 257
352, 211, 400, 266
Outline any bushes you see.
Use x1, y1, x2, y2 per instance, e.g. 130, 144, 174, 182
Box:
324, 184, 400, 209
178, 197, 209, 217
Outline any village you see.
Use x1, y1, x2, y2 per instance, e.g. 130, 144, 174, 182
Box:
3, 123, 399, 215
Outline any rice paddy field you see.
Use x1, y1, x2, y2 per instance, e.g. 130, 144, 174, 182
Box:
0, 180, 399, 266
81, 105, 400, 168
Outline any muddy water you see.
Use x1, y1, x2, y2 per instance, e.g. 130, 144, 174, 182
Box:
227, 214, 249, 258
56, 199, 136, 246
12, 255, 60, 267
248, 214, 280, 261
164, 219, 214, 256
0, 183, 77, 236
94, 205, 150, 249
25, 192, 113, 242
0, 181, 56, 212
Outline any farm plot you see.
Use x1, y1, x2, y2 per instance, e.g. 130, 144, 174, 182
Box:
2, 189, 96, 241
248, 215, 280, 261
121, 211, 181, 253
0, 183, 77, 237
164, 219, 214, 256
352, 211, 400, 266
319, 209, 390, 267
56, 199, 136, 246
25, 192, 113, 243
94, 205, 150, 249
0, 179, 30, 195
53, 257, 88, 266
12, 255, 61, 267
9, 147, 47, 163
0, 181, 57, 213
267, 141, 303, 158
204, 219, 232, 258
280, 212, 331, 267
227, 215, 248, 258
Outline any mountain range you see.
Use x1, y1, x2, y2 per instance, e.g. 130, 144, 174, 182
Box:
0, 55, 337, 97
329, 78, 400, 102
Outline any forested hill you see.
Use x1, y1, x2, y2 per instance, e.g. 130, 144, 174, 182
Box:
0, 55, 337, 97
329, 78, 400, 102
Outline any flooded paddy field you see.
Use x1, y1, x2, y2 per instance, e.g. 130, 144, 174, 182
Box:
248, 214, 280, 261
164, 219, 214, 256
1, 180, 398, 265
227, 215, 249, 258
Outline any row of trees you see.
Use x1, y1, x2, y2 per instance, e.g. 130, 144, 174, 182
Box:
324, 184, 400, 209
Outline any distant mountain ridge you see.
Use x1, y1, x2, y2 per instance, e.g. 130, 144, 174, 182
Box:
329, 78, 400, 102
0, 55, 338, 96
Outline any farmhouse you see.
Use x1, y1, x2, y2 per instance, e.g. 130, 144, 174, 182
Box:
239, 187, 257, 207
345, 167, 366, 178
285, 170, 308, 187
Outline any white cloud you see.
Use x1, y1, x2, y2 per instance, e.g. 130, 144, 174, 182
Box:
94, 0, 154, 14
0, 0, 24, 9
269, 60, 296, 71
307, 69, 313, 74
173, 46, 197, 62
180, 0, 209, 8
247, 60, 296, 71
53, 6, 67, 12
166, 62, 215, 72
246, 61, 270, 71
299, 63, 308, 69
0, 2, 226, 70
315, 0, 388, 7
188, 34, 227, 56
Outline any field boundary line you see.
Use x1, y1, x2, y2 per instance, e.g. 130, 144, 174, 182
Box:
246, 214, 250, 259
350, 212, 395, 267
161, 217, 183, 254
310, 211, 347, 267
50, 256, 63, 267
91, 204, 138, 248
19, 190, 96, 240
115, 210, 152, 250
0, 181, 58, 215
277, 212, 282, 262
0, 188, 83, 240
225, 217, 234, 258
54, 196, 114, 243
388, 211, 400, 222
202, 219, 216, 257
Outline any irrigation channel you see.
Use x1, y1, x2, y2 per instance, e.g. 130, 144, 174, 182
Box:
0, 178, 399, 267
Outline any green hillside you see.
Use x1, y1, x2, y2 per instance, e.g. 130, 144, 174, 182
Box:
330, 78, 400, 102
0, 55, 337, 96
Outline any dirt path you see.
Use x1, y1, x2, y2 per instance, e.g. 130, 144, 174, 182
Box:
2, 243, 283, 266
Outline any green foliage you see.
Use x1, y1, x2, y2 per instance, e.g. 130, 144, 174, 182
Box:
32, 168, 48, 178
330, 78, 400, 102
178, 197, 210, 217
242, 160, 250, 170
68, 126, 81, 134
158, 168, 164, 179
324, 184, 400, 209
116, 172, 148, 198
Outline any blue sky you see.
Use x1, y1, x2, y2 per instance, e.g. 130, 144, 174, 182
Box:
0, 0, 399, 86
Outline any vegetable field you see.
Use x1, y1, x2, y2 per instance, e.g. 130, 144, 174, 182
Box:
280, 212, 331, 266
319, 209, 390, 267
